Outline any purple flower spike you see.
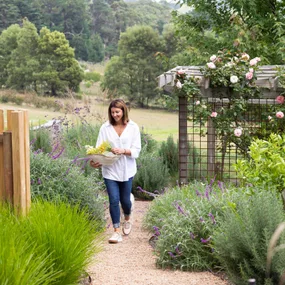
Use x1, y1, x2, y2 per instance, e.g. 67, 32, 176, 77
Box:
175, 245, 182, 255
190, 232, 196, 239
217, 180, 224, 192
37, 178, 42, 185
196, 189, 202, 196
201, 236, 211, 244
168, 252, 176, 258
153, 226, 160, 236
208, 212, 216, 224
199, 217, 205, 223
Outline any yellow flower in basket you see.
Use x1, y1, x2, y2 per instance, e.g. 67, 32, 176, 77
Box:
85, 141, 112, 155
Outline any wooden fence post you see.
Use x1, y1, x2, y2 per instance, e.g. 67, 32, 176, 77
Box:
0, 110, 4, 201
11, 111, 27, 215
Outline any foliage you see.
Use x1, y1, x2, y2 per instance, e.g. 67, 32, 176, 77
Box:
30, 127, 53, 154
0, 201, 102, 285
23, 201, 103, 285
143, 180, 237, 270
235, 133, 285, 192
102, 25, 164, 107
133, 146, 169, 200
173, 0, 285, 64
84, 71, 101, 82
140, 128, 157, 153
30, 151, 106, 222
213, 190, 285, 285
158, 135, 178, 177
0, 19, 83, 96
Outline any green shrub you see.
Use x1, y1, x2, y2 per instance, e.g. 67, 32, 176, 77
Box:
0, 201, 102, 285
235, 133, 285, 192
158, 135, 178, 177
61, 123, 100, 159
213, 190, 285, 285
30, 151, 106, 222
133, 148, 169, 200
84, 71, 101, 82
30, 127, 52, 153
143, 180, 234, 270
23, 201, 103, 285
140, 128, 157, 153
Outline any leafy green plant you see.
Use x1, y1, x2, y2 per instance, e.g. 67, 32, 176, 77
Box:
213, 190, 285, 285
23, 201, 103, 285
143, 180, 236, 270
30, 151, 106, 222
235, 133, 285, 192
158, 135, 178, 177
0, 201, 103, 285
133, 147, 169, 200
30, 127, 52, 154
83, 71, 101, 82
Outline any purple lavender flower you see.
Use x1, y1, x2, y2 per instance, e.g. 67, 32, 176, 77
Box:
201, 236, 211, 243
205, 188, 210, 200
190, 232, 196, 239
217, 180, 224, 192
52, 147, 65, 159
153, 226, 160, 236
208, 212, 216, 224
196, 189, 202, 196
30, 179, 35, 185
168, 252, 176, 258
199, 217, 205, 223
175, 245, 182, 255
173, 201, 187, 216
137, 186, 159, 197
37, 178, 42, 185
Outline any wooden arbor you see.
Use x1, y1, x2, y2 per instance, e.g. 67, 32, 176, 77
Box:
0, 109, 31, 215
158, 65, 283, 184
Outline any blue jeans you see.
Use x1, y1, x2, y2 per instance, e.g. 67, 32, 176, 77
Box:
104, 177, 133, 228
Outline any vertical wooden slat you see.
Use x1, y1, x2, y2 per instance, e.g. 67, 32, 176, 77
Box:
0, 110, 4, 201
207, 118, 215, 177
3, 132, 13, 203
11, 111, 26, 215
23, 111, 31, 212
7, 109, 13, 131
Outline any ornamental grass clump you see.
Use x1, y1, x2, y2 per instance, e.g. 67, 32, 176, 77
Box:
143, 180, 236, 270
213, 190, 285, 285
0, 201, 102, 285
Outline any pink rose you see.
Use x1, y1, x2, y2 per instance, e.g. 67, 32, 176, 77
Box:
249, 58, 258, 66
195, 100, 200, 105
276, 111, 284, 119
177, 70, 185, 75
210, 55, 217, 62
207, 62, 216, 69
249, 68, 254, 73
210, 112, 217, 118
276, 95, 285, 104
245, 72, 253, 80
234, 128, 242, 137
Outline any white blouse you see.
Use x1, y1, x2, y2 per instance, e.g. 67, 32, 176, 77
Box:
96, 120, 141, 182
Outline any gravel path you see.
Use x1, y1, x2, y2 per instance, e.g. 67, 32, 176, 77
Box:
88, 200, 230, 285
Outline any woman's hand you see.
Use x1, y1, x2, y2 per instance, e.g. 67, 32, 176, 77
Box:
111, 148, 126, 155
90, 160, 102, 168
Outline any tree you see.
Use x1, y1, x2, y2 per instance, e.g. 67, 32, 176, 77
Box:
0, 24, 21, 85
102, 25, 164, 106
0, 0, 20, 33
36, 27, 84, 95
173, 0, 285, 64
87, 34, 104, 63
6, 19, 39, 90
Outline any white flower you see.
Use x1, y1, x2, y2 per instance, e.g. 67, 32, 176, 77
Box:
195, 100, 200, 105
230, 75, 239, 84
207, 62, 216, 69
210, 55, 217, 62
268, 116, 272, 121
234, 128, 242, 137
241, 53, 250, 61
176, 80, 182, 89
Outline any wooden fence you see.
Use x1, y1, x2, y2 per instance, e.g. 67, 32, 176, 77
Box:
0, 109, 30, 215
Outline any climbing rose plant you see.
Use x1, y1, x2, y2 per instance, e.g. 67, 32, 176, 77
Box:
175, 49, 285, 172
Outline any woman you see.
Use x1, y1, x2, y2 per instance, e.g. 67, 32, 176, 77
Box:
90, 99, 141, 243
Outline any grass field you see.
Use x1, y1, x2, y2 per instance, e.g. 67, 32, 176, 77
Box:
0, 99, 178, 142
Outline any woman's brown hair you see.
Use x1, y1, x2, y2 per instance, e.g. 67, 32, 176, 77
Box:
108, 99, 129, 125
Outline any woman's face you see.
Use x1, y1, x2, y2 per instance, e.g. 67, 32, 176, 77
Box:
111, 107, 123, 123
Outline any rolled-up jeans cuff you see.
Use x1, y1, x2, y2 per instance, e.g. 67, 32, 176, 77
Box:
113, 222, 120, 228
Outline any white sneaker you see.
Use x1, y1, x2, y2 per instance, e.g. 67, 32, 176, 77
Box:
108, 232, 122, 243
122, 221, 132, 235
